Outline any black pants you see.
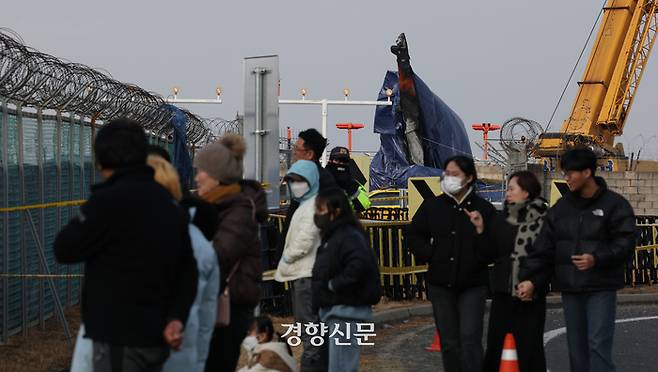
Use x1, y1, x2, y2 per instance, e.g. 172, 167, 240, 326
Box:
428, 284, 487, 372
204, 303, 253, 372
483, 293, 546, 372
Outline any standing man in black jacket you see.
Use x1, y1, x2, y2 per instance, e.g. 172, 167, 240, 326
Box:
54, 119, 198, 372
519, 148, 636, 372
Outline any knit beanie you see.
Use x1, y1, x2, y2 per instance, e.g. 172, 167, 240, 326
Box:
193, 134, 246, 184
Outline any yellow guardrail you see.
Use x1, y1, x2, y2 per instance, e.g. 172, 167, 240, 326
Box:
3, 207, 654, 290
0, 200, 86, 213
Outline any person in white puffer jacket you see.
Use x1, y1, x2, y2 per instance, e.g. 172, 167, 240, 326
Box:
275, 159, 322, 371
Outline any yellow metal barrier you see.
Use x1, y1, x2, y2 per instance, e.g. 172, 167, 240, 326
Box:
631, 222, 658, 286
0, 200, 86, 213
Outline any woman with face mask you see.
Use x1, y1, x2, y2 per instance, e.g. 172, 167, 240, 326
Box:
311, 187, 381, 372
274, 160, 324, 372
474, 171, 548, 372
406, 156, 497, 372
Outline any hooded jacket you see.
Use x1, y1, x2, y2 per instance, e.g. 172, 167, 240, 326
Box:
275, 161, 335, 261
521, 177, 636, 292
275, 160, 321, 282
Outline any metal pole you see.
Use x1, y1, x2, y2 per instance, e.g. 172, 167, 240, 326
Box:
24, 210, 73, 347
321, 100, 328, 166
37, 109, 45, 330
79, 117, 85, 199
17, 105, 27, 336
1, 99, 9, 343
68, 114, 75, 303
483, 130, 489, 161
253, 67, 267, 182
90, 119, 96, 186
277, 98, 392, 165
55, 112, 67, 307
348, 128, 353, 151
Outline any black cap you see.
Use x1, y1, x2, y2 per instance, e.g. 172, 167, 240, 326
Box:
329, 146, 350, 162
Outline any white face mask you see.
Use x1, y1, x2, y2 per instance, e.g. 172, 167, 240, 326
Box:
242, 335, 259, 354
441, 175, 464, 195
289, 181, 310, 198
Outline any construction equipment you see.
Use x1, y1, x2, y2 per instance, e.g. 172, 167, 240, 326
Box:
535, 0, 658, 170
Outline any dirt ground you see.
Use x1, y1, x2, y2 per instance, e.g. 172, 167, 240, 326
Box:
0, 308, 82, 372
0, 299, 424, 372
1, 286, 656, 371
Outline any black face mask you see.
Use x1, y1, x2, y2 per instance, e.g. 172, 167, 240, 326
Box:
314, 213, 332, 230
326, 163, 351, 187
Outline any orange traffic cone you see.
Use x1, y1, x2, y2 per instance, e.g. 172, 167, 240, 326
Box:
499, 333, 519, 372
425, 331, 441, 352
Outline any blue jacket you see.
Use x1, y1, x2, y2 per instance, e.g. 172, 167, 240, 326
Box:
164, 208, 220, 372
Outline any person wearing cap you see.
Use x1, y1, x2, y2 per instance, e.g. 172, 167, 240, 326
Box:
193, 134, 268, 372
275, 159, 324, 372
325, 146, 371, 212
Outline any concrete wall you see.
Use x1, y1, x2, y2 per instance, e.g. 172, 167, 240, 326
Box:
476, 164, 505, 183
531, 164, 658, 216
600, 171, 658, 215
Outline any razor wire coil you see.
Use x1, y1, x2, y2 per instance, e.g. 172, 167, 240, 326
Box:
0, 28, 215, 144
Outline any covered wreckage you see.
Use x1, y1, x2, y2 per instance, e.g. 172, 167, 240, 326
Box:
369, 71, 472, 190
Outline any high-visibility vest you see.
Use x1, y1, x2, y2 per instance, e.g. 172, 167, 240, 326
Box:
349, 182, 371, 212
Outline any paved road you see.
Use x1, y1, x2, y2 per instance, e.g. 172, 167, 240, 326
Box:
362, 303, 658, 372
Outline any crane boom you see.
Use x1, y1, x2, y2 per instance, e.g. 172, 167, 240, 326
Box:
536, 0, 658, 160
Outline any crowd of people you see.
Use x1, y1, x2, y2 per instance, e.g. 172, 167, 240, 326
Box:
54, 117, 636, 372
408, 150, 636, 372
55, 120, 376, 372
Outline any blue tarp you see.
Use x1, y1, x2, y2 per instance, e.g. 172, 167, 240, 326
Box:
369, 71, 472, 190
163, 104, 193, 190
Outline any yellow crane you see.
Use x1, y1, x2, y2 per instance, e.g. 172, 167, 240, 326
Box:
535, 0, 658, 170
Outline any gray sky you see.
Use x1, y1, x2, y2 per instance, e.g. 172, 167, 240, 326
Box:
4, 0, 658, 159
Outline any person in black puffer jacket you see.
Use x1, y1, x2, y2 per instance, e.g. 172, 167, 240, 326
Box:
476, 171, 549, 372
520, 148, 636, 372
406, 156, 496, 372
312, 187, 381, 372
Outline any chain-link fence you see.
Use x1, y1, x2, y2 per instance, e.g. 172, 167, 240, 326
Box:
0, 28, 224, 344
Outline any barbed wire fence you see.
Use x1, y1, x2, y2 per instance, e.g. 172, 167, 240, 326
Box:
0, 28, 213, 142
0, 28, 242, 346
